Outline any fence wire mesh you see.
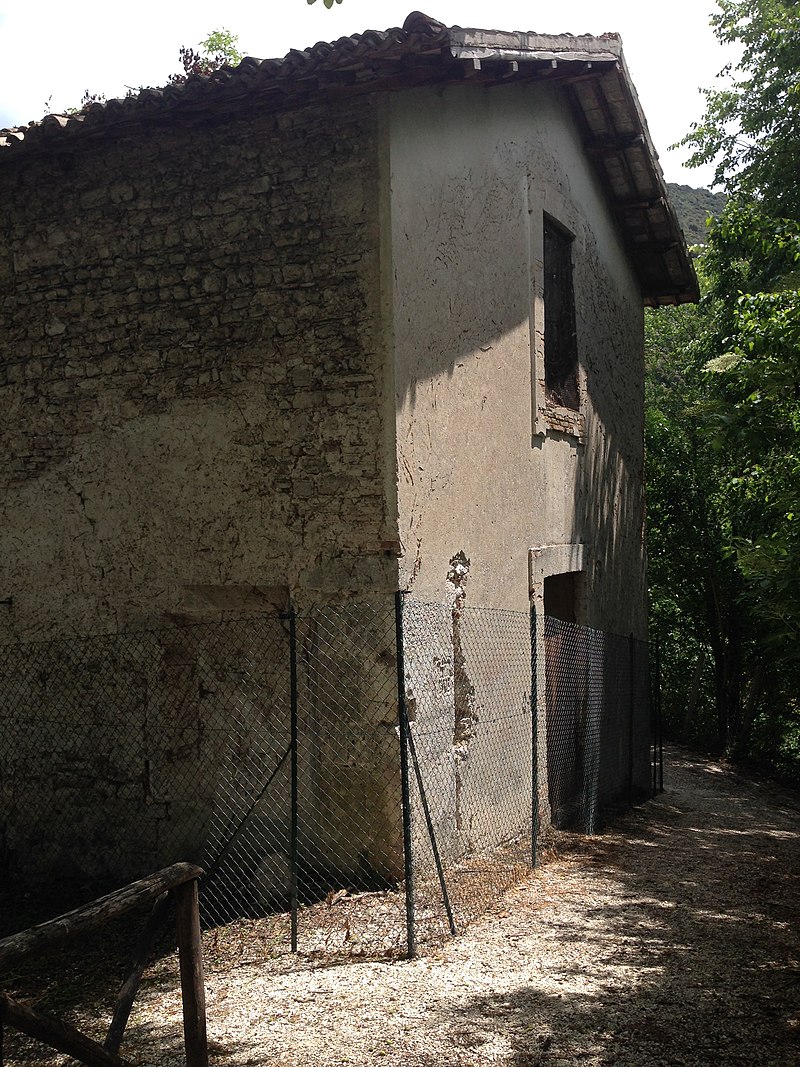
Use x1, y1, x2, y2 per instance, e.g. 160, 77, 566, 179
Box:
0, 597, 654, 961
542, 616, 651, 835
292, 601, 403, 955
401, 598, 533, 946
0, 616, 291, 932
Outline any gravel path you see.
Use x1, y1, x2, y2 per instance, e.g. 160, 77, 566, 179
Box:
7, 746, 800, 1066
119, 746, 798, 1067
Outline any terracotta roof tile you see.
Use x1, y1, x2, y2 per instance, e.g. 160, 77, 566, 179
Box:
0, 11, 697, 303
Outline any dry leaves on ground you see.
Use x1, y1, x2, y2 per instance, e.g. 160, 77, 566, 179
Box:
4, 746, 799, 1066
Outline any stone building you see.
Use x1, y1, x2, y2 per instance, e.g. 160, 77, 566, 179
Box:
0, 13, 696, 892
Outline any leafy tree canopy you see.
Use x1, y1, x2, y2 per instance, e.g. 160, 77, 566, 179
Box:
681, 0, 800, 216
648, 0, 800, 769
698, 205, 800, 648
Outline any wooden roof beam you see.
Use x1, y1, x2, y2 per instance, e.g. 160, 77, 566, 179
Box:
585, 133, 645, 154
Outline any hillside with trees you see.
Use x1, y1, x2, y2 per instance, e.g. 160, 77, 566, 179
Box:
667, 183, 727, 245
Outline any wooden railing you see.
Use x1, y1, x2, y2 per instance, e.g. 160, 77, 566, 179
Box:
0, 863, 208, 1067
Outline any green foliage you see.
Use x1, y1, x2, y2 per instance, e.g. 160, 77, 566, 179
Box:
698, 204, 800, 650
645, 295, 748, 752
648, 0, 800, 776
56, 28, 244, 112
306, 0, 344, 7
200, 30, 243, 66
169, 28, 243, 84
681, 0, 800, 214
647, 210, 800, 763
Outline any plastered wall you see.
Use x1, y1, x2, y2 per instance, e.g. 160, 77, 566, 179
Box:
388, 81, 646, 635
387, 81, 648, 853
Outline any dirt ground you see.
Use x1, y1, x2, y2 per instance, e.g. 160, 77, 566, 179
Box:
4, 745, 800, 1066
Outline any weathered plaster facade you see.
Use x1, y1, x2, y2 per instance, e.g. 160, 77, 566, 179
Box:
386, 80, 652, 847
389, 80, 646, 632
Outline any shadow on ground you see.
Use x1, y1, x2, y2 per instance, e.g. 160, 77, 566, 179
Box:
2, 748, 798, 1066
427, 747, 800, 1066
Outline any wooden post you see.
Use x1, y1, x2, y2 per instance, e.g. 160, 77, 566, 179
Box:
0, 994, 132, 1067
0, 864, 205, 1067
173, 879, 208, 1067
104, 894, 171, 1055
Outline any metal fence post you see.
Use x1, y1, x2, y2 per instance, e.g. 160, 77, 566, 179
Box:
405, 725, 457, 936
655, 634, 664, 793
288, 605, 299, 953
394, 591, 415, 958
628, 632, 635, 809
530, 602, 539, 868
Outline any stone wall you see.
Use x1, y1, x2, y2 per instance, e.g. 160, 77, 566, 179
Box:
0, 95, 395, 641
0, 617, 290, 888
0, 95, 401, 891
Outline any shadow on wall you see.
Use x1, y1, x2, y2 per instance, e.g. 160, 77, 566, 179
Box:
389, 90, 535, 410
570, 326, 646, 636
388, 95, 647, 632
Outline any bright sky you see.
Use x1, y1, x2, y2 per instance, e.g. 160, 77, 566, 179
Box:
0, 0, 737, 187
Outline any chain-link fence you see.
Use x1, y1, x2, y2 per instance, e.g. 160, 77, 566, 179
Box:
400, 598, 534, 948
540, 615, 651, 837
0, 595, 657, 959
0, 615, 291, 924
201, 599, 406, 957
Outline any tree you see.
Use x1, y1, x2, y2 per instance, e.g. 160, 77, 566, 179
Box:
645, 287, 755, 754
687, 0, 800, 666
306, 0, 344, 7
648, 0, 800, 771
681, 0, 800, 217
698, 205, 800, 654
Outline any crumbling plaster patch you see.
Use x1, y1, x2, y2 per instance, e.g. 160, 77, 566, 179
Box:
447, 551, 477, 832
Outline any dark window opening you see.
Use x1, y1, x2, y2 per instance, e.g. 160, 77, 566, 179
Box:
544, 215, 579, 411
544, 570, 580, 623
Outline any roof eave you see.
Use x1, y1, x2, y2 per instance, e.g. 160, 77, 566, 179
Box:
448, 31, 698, 303
0, 15, 698, 303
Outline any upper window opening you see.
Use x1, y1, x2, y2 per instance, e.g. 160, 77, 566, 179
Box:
543, 215, 579, 411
